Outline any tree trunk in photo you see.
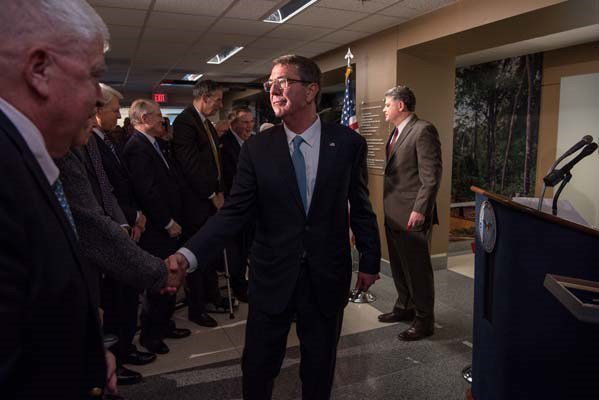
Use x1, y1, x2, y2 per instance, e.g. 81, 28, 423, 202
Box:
523, 55, 534, 194
500, 71, 524, 192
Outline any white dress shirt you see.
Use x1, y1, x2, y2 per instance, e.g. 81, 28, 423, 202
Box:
0, 96, 59, 185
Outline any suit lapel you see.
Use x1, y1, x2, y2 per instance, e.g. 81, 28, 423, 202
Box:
134, 131, 171, 175
271, 127, 305, 214
307, 122, 336, 220
0, 112, 96, 302
385, 115, 418, 171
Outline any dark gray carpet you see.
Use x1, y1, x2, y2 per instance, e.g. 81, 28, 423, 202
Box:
120, 268, 474, 400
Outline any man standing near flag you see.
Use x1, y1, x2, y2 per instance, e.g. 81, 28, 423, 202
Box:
378, 85, 442, 342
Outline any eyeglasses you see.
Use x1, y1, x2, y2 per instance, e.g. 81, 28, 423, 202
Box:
263, 77, 312, 92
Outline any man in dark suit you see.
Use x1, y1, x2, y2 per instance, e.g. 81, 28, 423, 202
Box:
169, 55, 381, 400
220, 106, 255, 301
88, 84, 156, 384
123, 99, 189, 355
0, 0, 114, 397
172, 80, 226, 327
377, 85, 442, 341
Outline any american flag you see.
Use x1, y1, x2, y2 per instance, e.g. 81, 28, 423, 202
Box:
340, 66, 359, 132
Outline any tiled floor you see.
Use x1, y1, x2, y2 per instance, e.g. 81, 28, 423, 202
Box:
134, 298, 393, 378
121, 253, 475, 399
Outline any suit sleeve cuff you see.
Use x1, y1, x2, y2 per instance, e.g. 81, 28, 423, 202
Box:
177, 248, 198, 274
208, 192, 216, 200
165, 219, 174, 230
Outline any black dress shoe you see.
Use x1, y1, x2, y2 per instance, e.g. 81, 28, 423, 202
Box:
398, 318, 434, 341
116, 365, 142, 385
189, 312, 218, 327
166, 327, 191, 339
122, 349, 156, 366
378, 309, 415, 323
139, 338, 169, 354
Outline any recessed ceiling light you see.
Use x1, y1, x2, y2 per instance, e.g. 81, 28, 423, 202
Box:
182, 73, 203, 81
263, 0, 318, 24
207, 47, 244, 65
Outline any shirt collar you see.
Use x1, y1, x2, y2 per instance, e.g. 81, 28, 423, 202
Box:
230, 129, 245, 147
137, 129, 157, 146
395, 114, 414, 135
92, 127, 106, 140
193, 104, 207, 123
0, 96, 59, 185
284, 115, 321, 148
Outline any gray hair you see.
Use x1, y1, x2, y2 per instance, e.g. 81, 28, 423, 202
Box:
192, 80, 222, 99
129, 99, 159, 126
99, 83, 123, 107
0, 0, 109, 69
384, 85, 416, 112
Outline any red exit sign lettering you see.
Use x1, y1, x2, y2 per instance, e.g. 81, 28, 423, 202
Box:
153, 93, 167, 104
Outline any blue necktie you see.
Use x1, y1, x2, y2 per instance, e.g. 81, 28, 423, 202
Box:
291, 135, 307, 213
153, 140, 169, 169
52, 178, 78, 238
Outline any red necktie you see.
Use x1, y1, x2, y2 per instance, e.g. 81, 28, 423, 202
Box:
388, 129, 399, 155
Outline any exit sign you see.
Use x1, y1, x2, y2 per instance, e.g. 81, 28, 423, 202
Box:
153, 93, 167, 104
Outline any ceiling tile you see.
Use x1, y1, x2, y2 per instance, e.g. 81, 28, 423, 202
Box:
199, 33, 257, 47
105, 39, 139, 58
225, 0, 280, 20
209, 18, 277, 36
286, 6, 367, 29
294, 41, 340, 55
107, 25, 142, 40
348, 14, 404, 33
246, 36, 297, 50
400, 0, 457, 10
317, 0, 400, 13
154, 0, 236, 16
141, 28, 199, 45
318, 29, 366, 45
382, 3, 426, 18
266, 25, 334, 41
147, 11, 215, 31
89, 0, 152, 9
94, 6, 147, 26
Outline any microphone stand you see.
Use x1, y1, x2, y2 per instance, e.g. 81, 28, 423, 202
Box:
552, 172, 572, 216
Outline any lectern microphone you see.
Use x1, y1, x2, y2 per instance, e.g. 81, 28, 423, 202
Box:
547, 135, 593, 173
543, 142, 598, 187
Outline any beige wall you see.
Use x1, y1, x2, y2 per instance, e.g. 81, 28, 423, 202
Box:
535, 42, 599, 196
312, 0, 593, 260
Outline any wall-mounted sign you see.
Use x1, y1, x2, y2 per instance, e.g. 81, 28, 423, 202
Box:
359, 100, 390, 175
153, 93, 168, 104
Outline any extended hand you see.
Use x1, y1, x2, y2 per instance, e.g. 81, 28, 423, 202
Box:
130, 226, 142, 242
355, 272, 379, 291
167, 221, 182, 238
104, 350, 118, 394
166, 252, 190, 272
212, 192, 224, 210
406, 211, 425, 231
135, 212, 147, 233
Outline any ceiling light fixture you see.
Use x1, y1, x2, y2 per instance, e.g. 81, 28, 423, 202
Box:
263, 0, 318, 24
182, 73, 203, 81
207, 47, 244, 65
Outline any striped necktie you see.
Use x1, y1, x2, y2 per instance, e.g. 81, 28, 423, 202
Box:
52, 177, 78, 238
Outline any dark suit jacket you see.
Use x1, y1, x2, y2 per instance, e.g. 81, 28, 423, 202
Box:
172, 105, 221, 230
0, 110, 105, 398
220, 129, 243, 196
185, 122, 381, 317
93, 131, 139, 226
56, 149, 167, 293
123, 131, 182, 258
384, 114, 442, 232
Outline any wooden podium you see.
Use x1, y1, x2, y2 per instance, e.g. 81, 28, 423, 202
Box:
471, 186, 599, 400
